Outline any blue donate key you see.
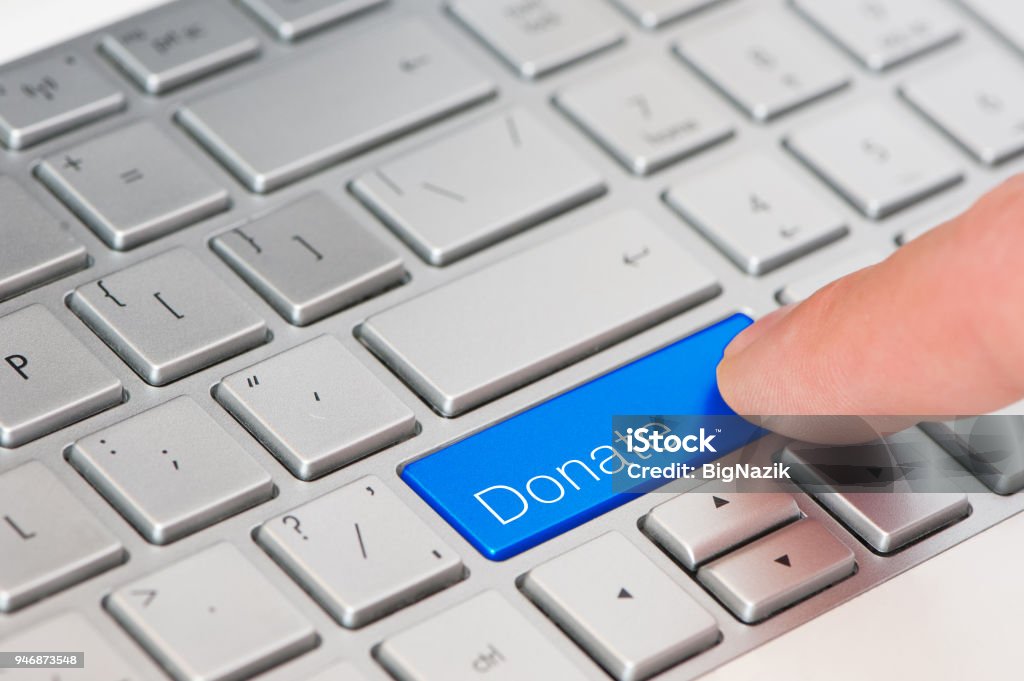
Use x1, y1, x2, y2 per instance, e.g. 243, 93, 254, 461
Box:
401, 314, 762, 561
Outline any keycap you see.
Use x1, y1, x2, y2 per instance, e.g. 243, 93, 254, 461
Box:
362, 210, 719, 417
901, 51, 1024, 166
776, 250, 886, 304
448, 0, 625, 79
36, 121, 229, 251
697, 519, 855, 623
782, 430, 969, 553
0, 176, 87, 302
100, 0, 260, 94
107, 543, 317, 681
212, 193, 404, 325
921, 416, 1024, 494
351, 109, 605, 264
522, 532, 718, 681
896, 200, 969, 245
664, 153, 848, 275
377, 591, 589, 681
553, 59, 734, 175
239, 0, 386, 41
0, 463, 123, 612
256, 476, 462, 628
0, 612, 143, 680
177, 20, 495, 193
0, 52, 124, 150
675, 8, 850, 122
401, 314, 764, 560
609, 0, 725, 29
0, 305, 122, 449
644, 491, 801, 570
216, 335, 416, 480
68, 397, 273, 545
792, 0, 961, 71
959, 0, 1024, 55
306, 661, 369, 681
69, 249, 267, 386
785, 101, 963, 219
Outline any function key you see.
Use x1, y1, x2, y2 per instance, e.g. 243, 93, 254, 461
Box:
0, 52, 124, 150
101, 0, 260, 94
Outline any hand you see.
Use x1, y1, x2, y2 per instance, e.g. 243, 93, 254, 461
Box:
716, 174, 1024, 442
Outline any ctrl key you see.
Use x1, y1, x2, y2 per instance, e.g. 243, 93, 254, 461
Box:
376, 591, 589, 681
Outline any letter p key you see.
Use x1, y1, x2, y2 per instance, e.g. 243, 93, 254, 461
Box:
4, 354, 29, 380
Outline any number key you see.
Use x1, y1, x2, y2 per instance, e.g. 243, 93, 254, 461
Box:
676, 8, 850, 121
664, 152, 848, 274
784, 100, 963, 218
793, 0, 961, 71
901, 51, 1024, 166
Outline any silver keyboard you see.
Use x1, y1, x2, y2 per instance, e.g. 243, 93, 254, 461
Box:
3, 0, 1024, 679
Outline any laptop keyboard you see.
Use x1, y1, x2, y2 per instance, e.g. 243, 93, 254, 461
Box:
2, 0, 1024, 679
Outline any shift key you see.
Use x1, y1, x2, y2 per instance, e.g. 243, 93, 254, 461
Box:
360, 210, 720, 416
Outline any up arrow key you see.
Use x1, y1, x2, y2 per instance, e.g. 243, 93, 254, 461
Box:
617, 588, 633, 599
774, 554, 791, 567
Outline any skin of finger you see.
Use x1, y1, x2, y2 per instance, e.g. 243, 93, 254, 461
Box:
717, 174, 1024, 419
